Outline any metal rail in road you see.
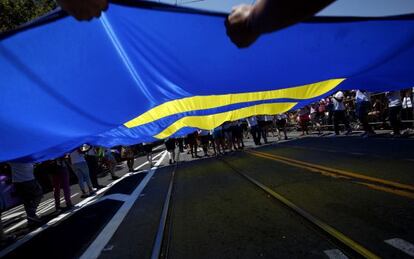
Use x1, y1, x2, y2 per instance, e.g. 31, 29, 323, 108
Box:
219, 157, 380, 259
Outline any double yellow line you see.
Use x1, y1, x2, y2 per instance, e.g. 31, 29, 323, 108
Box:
246, 150, 414, 200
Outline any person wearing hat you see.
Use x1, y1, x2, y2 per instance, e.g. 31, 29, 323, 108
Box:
332, 91, 352, 135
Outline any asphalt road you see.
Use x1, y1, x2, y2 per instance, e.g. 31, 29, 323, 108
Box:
1, 133, 413, 258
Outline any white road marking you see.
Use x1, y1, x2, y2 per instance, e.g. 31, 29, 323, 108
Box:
324, 249, 348, 259
4, 193, 79, 234
385, 238, 414, 256
79, 151, 168, 259
1, 211, 25, 221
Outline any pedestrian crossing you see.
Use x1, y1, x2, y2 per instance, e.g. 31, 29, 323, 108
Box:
2, 193, 78, 233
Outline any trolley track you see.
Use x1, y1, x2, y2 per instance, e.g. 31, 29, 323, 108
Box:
152, 154, 383, 259
218, 157, 380, 259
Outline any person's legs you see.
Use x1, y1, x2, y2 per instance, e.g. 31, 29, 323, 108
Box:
193, 141, 199, 157
341, 112, 351, 134
15, 181, 43, 221
147, 152, 153, 165
60, 168, 73, 208
333, 111, 340, 135
74, 165, 87, 194
130, 158, 135, 170
389, 106, 402, 135
260, 125, 268, 143
79, 162, 94, 193
251, 126, 260, 145
109, 160, 117, 179
214, 139, 220, 155
359, 104, 374, 134
168, 150, 173, 164
86, 156, 100, 189
172, 150, 176, 163
283, 126, 288, 139
178, 138, 184, 153
51, 173, 62, 209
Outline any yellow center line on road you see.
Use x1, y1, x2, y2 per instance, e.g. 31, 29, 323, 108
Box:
356, 182, 414, 200
246, 150, 414, 199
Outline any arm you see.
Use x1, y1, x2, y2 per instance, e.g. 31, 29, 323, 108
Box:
226, 0, 335, 48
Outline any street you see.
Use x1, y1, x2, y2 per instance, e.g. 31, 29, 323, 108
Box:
1, 133, 413, 258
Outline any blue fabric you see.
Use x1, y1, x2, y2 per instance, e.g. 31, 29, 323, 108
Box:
1, 2, 414, 162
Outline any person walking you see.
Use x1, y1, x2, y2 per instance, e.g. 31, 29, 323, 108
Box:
143, 143, 153, 167
332, 91, 352, 135
70, 148, 96, 198
121, 146, 135, 172
246, 116, 261, 145
103, 148, 119, 180
355, 90, 375, 136
9, 162, 43, 225
212, 125, 226, 155
165, 138, 177, 164
85, 146, 104, 189
50, 156, 73, 211
275, 113, 288, 140
297, 107, 310, 136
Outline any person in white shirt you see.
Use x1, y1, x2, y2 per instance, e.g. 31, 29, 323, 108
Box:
402, 91, 413, 128
386, 91, 402, 135
246, 116, 261, 145
70, 148, 95, 198
332, 91, 352, 136
9, 162, 43, 224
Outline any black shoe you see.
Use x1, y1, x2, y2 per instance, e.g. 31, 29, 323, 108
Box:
27, 215, 42, 226
169, 159, 172, 164
64, 204, 74, 211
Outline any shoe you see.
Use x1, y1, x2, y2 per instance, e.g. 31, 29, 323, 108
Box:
65, 204, 74, 210
169, 159, 172, 164
27, 215, 42, 226
80, 193, 90, 198
111, 175, 120, 180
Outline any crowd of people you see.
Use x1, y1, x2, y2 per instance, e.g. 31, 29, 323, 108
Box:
1, 88, 413, 245
0, 145, 125, 244
292, 88, 413, 137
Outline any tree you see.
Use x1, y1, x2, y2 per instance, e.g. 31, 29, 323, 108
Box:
0, 0, 57, 33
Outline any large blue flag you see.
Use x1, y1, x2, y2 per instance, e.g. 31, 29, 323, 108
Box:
1, 1, 414, 162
